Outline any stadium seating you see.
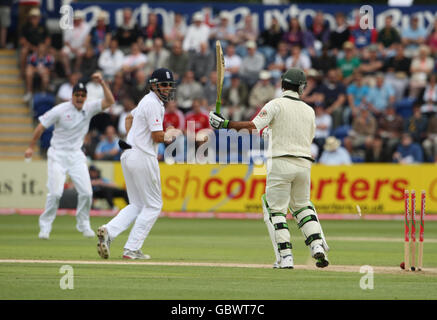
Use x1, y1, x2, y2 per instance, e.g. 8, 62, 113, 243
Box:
32, 92, 55, 120
395, 97, 416, 119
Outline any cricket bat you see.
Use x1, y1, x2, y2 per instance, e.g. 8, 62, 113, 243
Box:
215, 40, 225, 115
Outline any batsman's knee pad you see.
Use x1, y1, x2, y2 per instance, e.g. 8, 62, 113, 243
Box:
292, 205, 323, 248
262, 194, 292, 257
272, 214, 292, 256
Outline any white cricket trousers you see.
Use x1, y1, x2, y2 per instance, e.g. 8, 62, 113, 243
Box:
39, 147, 93, 233
266, 158, 312, 214
105, 148, 162, 251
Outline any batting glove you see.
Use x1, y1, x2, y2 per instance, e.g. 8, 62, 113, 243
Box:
209, 111, 229, 129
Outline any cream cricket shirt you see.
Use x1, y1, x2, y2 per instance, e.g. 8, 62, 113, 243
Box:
252, 90, 315, 168
127, 91, 164, 157
39, 99, 102, 151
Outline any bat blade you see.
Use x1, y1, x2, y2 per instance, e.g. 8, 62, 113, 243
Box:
215, 40, 225, 114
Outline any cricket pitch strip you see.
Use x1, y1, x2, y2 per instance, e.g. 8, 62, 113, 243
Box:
1, 259, 436, 275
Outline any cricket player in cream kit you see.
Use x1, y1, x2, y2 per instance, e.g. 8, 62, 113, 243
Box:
209, 68, 329, 269
97, 68, 177, 260
24, 72, 116, 239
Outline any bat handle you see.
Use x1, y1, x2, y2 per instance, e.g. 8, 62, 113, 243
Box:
215, 100, 221, 114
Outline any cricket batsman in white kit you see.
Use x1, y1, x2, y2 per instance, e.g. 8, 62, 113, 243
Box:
96, 68, 177, 260
24, 72, 116, 239
209, 68, 329, 269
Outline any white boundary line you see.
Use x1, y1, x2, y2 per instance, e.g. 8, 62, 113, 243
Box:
0, 259, 436, 274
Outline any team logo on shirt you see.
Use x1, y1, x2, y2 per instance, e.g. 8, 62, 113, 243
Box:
153, 118, 161, 126
259, 110, 267, 118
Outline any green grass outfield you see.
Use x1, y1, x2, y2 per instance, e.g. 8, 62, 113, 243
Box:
0, 214, 436, 300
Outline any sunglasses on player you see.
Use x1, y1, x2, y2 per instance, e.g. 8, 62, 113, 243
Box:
158, 82, 175, 88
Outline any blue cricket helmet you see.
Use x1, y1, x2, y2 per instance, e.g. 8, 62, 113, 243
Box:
148, 68, 176, 102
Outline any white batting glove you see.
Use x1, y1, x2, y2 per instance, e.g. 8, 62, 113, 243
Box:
209, 111, 229, 129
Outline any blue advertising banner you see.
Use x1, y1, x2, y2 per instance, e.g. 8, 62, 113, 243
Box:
31, 2, 437, 34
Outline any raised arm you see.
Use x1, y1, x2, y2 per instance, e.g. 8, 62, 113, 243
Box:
209, 111, 257, 131
91, 72, 115, 110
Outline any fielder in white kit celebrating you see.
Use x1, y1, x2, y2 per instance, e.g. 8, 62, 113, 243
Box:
24, 72, 115, 239
96, 68, 177, 260
209, 68, 329, 269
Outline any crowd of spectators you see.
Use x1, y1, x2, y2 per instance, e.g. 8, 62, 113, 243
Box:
13, 6, 437, 164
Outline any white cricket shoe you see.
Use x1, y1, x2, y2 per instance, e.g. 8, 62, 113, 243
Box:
82, 229, 95, 238
38, 231, 50, 240
97, 226, 111, 259
311, 244, 329, 268
122, 249, 151, 260
279, 255, 294, 269
23, 92, 32, 102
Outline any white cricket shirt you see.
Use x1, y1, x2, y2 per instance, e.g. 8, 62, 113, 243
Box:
39, 99, 102, 151
252, 90, 315, 165
126, 91, 164, 157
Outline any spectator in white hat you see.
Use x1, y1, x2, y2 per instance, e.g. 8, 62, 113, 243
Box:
239, 40, 265, 88
319, 136, 352, 165
248, 70, 275, 116
19, 7, 50, 77
182, 12, 210, 53
90, 10, 111, 54
210, 11, 237, 48
60, 9, 91, 76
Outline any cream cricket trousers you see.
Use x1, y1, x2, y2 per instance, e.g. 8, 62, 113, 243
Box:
266, 157, 312, 214
106, 149, 162, 251
39, 147, 93, 233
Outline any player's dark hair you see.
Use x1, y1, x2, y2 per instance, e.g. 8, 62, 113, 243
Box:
282, 81, 299, 92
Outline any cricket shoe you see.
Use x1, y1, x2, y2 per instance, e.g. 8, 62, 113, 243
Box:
38, 230, 50, 240
278, 255, 294, 269
97, 226, 111, 259
311, 244, 329, 268
23, 92, 32, 102
122, 249, 151, 260
82, 229, 95, 238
